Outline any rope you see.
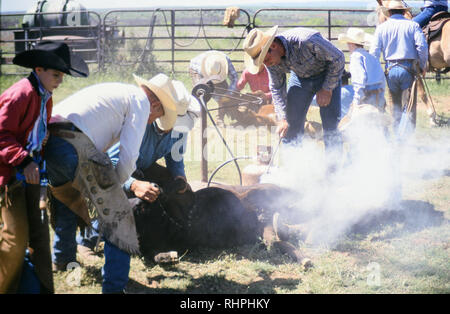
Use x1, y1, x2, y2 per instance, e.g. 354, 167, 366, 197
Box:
420, 75, 448, 126
156, 9, 250, 55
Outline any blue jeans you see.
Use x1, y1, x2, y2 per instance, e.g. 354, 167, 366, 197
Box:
44, 134, 131, 293
285, 71, 343, 156
45, 135, 79, 265
102, 240, 130, 293
413, 5, 448, 28
16, 252, 41, 294
385, 61, 415, 129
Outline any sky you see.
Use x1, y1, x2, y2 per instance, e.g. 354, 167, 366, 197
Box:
1, 0, 424, 13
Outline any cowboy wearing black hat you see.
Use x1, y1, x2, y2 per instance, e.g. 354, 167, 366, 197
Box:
0, 41, 88, 293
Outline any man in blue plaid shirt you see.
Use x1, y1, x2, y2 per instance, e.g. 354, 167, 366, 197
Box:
243, 26, 345, 159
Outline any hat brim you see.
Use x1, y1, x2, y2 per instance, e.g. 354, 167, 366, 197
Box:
244, 25, 278, 75
201, 51, 228, 84
338, 33, 373, 46
380, 6, 411, 17
13, 49, 89, 77
133, 74, 178, 131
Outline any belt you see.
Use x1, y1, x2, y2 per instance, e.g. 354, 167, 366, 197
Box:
385, 60, 418, 77
386, 59, 414, 67
48, 122, 81, 133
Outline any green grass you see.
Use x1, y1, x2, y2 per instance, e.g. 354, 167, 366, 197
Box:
1, 67, 449, 295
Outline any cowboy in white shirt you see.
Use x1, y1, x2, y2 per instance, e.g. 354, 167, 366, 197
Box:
45, 81, 151, 271
338, 28, 386, 109
49, 83, 151, 184
44, 74, 187, 293
48, 74, 198, 293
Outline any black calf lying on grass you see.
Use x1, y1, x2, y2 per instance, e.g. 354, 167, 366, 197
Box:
131, 164, 311, 267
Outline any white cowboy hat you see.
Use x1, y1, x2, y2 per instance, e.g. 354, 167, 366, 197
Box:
172, 80, 201, 133
338, 28, 374, 46
380, 0, 412, 16
243, 25, 278, 75
200, 50, 228, 84
133, 73, 187, 131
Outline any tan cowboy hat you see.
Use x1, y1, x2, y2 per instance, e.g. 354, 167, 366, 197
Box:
380, 0, 412, 16
243, 25, 278, 75
200, 50, 228, 84
338, 28, 374, 46
133, 73, 186, 131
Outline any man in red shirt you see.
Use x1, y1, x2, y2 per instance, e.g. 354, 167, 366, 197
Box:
0, 41, 88, 293
237, 65, 272, 104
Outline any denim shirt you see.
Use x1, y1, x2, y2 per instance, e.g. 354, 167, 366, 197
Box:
424, 0, 448, 7
267, 28, 345, 120
107, 122, 187, 192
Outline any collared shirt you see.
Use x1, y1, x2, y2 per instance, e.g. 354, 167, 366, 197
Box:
51, 83, 150, 184
26, 72, 52, 153
370, 14, 428, 71
237, 68, 272, 100
108, 123, 187, 192
349, 48, 385, 104
267, 28, 345, 120
424, 0, 448, 7
189, 51, 238, 92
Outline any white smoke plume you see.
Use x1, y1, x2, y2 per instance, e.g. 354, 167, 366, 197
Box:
261, 110, 449, 247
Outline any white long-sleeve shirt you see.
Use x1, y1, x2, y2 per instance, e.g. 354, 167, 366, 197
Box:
51, 83, 150, 184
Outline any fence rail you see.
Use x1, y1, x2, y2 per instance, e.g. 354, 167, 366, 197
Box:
0, 7, 448, 80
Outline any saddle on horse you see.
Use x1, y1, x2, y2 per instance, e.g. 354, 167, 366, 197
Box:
422, 11, 450, 73
423, 11, 450, 43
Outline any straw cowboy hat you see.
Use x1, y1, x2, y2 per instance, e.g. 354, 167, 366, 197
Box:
380, 0, 412, 16
201, 51, 228, 84
338, 28, 374, 46
243, 25, 278, 75
133, 73, 188, 131
13, 41, 89, 77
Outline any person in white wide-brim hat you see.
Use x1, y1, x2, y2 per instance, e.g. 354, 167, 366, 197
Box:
337, 28, 385, 110
46, 71, 200, 293
242, 25, 278, 75
76, 73, 201, 294
189, 50, 238, 125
